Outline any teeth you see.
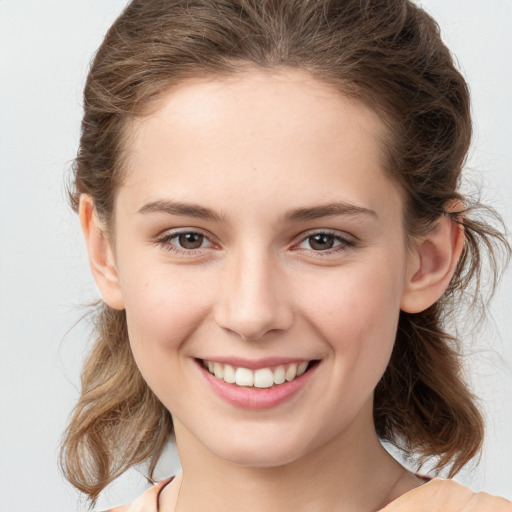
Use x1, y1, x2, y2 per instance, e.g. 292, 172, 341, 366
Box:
235, 367, 254, 386
254, 368, 274, 388
274, 365, 286, 385
223, 364, 236, 384
203, 360, 311, 388
213, 362, 224, 379
285, 364, 297, 381
297, 361, 308, 377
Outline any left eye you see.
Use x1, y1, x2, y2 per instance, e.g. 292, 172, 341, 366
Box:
176, 232, 207, 249
297, 233, 351, 251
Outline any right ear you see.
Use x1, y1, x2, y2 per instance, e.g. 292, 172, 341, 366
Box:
79, 195, 125, 310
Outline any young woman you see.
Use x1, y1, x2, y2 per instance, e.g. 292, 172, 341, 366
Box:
61, 0, 511, 510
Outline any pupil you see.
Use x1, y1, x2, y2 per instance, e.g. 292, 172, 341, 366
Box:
310, 234, 334, 250
179, 233, 203, 249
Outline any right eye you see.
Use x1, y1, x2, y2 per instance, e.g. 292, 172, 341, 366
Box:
157, 230, 216, 254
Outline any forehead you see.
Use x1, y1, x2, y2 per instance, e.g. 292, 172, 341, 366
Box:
127, 69, 388, 158
118, 69, 401, 222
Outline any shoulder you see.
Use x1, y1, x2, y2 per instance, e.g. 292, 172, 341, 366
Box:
381, 478, 512, 511
104, 477, 173, 512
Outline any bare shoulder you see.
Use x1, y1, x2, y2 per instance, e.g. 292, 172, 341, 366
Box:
380, 478, 512, 511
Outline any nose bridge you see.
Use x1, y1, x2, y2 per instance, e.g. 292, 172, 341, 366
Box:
215, 245, 292, 340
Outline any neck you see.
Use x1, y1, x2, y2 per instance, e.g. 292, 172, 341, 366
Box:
161, 402, 408, 512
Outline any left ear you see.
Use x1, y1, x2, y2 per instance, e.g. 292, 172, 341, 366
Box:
400, 208, 465, 314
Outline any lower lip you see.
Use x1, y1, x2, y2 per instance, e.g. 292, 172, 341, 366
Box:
197, 361, 318, 410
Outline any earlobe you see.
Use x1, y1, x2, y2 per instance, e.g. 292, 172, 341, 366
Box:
400, 212, 465, 314
79, 195, 125, 310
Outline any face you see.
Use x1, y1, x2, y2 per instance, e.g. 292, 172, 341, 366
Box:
106, 70, 415, 467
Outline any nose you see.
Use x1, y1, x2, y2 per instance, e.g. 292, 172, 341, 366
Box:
214, 250, 294, 340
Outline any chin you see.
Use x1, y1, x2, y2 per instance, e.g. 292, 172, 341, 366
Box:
205, 431, 311, 469
221, 448, 301, 469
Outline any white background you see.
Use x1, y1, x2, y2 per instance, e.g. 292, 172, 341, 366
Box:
0, 1, 511, 510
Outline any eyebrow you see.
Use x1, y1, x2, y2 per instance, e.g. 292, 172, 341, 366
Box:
282, 202, 378, 222
138, 199, 377, 223
138, 200, 226, 222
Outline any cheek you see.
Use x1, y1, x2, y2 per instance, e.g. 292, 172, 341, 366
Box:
120, 266, 213, 369
297, 260, 404, 378
120, 270, 218, 412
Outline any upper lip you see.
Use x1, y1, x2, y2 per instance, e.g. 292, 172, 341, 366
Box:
197, 356, 316, 370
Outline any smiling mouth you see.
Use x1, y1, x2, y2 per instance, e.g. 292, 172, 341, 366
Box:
200, 359, 318, 389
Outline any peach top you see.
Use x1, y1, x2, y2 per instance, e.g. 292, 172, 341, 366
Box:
106, 477, 512, 512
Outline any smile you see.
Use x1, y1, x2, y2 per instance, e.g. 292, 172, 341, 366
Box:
201, 360, 312, 388
198, 358, 320, 409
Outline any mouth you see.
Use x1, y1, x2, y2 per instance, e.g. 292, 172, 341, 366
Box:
199, 359, 319, 389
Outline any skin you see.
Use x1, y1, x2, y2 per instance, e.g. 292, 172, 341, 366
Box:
81, 69, 466, 511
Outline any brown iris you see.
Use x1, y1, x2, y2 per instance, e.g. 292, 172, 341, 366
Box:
308, 234, 335, 250
178, 232, 204, 249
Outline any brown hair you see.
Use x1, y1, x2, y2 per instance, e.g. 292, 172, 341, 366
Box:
61, 0, 510, 504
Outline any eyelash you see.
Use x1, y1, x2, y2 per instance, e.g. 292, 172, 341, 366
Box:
294, 230, 356, 256
156, 229, 356, 256
157, 230, 216, 255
